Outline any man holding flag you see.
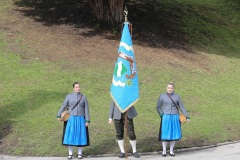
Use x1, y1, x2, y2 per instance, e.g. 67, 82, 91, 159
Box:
108, 101, 140, 158
108, 9, 140, 158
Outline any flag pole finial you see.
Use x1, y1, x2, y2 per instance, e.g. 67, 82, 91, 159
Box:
124, 6, 128, 22
122, 6, 132, 36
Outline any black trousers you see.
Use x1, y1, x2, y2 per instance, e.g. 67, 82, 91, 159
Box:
114, 114, 136, 140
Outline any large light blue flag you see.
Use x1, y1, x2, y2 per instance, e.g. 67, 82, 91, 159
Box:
110, 22, 139, 113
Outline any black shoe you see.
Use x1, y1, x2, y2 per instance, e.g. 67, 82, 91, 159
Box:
162, 153, 166, 157
68, 155, 73, 159
132, 152, 140, 158
170, 152, 175, 157
78, 154, 82, 159
119, 152, 125, 158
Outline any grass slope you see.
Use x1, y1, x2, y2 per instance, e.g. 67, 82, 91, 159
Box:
0, 0, 240, 157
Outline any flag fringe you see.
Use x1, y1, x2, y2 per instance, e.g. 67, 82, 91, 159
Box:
110, 92, 139, 113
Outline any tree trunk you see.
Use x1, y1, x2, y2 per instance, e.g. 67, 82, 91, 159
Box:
88, 0, 125, 25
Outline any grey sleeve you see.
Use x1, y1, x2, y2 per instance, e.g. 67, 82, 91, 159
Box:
156, 95, 163, 115
57, 95, 69, 117
177, 95, 189, 117
84, 96, 90, 122
108, 101, 115, 119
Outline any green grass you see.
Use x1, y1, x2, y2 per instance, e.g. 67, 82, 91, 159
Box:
0, 0, 240, 157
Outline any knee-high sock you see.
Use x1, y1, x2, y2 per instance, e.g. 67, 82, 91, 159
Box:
162, 141, 168, 154
130, 140, 137, 153
78, 147, 82, 155
68, 146, 73, 155
170, 141, 176, 153
117, 140, 125, 153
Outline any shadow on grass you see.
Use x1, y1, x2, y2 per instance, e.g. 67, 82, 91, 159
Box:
12, 0, 240, 58
137, 136, 217, 153
84, 136, 118, 156
11, 0, 220, 58
84, 136, 160, 156
137, 137, 161, 153
0, 90, 65, 141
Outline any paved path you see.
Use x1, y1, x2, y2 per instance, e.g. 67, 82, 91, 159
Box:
1, 141, 240, 160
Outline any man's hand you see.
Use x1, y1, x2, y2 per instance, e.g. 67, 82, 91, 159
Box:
108, 118, 113, 125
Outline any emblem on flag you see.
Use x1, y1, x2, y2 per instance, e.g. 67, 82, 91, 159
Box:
114, 61, 127, 77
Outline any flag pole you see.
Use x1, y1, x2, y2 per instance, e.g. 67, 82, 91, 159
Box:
123, 6, 129, 160
124, 111, 128, 159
